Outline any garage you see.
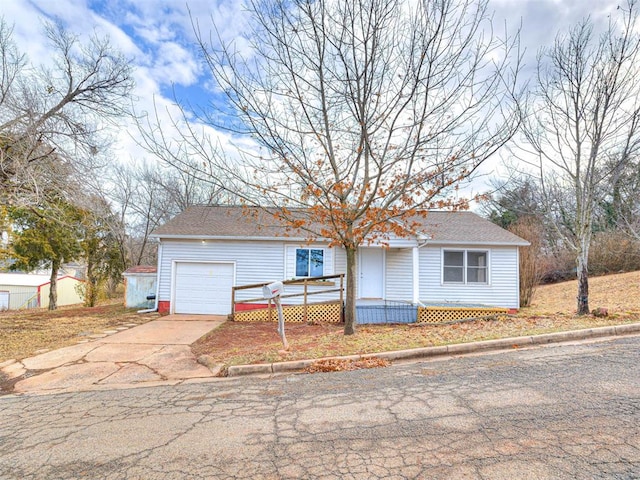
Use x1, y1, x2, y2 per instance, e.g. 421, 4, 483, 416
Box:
173, 262, 234, 315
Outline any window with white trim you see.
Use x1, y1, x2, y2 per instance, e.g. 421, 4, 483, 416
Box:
443, 250, 488, 284
295, 248, 324, 277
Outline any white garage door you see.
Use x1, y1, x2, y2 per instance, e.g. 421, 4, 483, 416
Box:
174, 262, 234, 315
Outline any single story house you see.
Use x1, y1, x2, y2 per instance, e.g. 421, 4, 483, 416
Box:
122, 265, 157, 309
0, 273, 84, 310
150, 206, 529, 317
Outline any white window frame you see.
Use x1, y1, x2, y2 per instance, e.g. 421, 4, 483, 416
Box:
442, 249, 489, 285
294, 247, 326, 278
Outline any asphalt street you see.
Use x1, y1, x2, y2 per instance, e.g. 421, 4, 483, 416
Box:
1, 336, 639, 479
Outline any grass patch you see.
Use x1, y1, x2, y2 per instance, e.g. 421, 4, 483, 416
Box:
194, 271, 640, 366
192, 314, 639, 367
0, 300, 158, 362
2, 272, 640, 367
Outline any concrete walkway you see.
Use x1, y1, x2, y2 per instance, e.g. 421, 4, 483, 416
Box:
0, 315, 226, 394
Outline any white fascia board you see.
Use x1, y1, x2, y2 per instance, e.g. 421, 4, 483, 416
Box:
152, 234, 323, 242
364, 238, 419, 248
428, 240, 531, 247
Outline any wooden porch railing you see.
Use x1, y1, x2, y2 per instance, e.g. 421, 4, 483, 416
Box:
231, 274, 344, 322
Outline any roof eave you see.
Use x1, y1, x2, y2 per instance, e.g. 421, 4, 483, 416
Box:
427, 240, 531, 247
152, 234, 327, 242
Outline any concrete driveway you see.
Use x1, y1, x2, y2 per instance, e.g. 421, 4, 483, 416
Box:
1, 315, 225, 394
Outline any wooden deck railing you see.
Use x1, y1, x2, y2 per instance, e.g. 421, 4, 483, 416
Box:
231, 274, 344, 322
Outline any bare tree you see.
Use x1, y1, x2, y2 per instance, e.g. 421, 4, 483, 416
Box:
521, 0, 640, 315
141, 0, 522, 334
201, 0, 522, 334
0, 18, 133, 205
108, 159, 226, 267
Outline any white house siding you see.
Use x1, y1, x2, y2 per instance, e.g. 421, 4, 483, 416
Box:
280, 243, 342, 304
334, 247, 347, 275
158, 240, 345, 306
419, 244, 520, 309
159, 240, 284, 304
284, 244, 335, 279
385, 248, 413, 302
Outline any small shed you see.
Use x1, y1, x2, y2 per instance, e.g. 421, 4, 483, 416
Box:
122, 266, 157, 309
0, 273, 84, 310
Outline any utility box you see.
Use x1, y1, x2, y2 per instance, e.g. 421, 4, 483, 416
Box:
123, 266, 157, 309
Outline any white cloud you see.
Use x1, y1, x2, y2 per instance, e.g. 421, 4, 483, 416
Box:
2, 0, 629, 205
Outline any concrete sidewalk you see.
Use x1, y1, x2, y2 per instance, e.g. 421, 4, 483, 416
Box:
0, 315, 226, 394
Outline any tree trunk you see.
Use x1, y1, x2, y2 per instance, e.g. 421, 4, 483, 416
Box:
85, 256, 98, 307
344, 246, 357, 335
576, 250, 589, 315
48, 259, 59, 311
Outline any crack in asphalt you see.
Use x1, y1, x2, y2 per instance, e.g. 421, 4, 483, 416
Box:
0, 336, 639, 479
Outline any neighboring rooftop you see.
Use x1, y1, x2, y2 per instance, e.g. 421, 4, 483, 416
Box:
123, 266, 157, 275
0, 273, 59, 287
152, 205, 529, 246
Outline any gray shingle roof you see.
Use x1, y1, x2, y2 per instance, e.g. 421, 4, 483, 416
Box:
151, 206, 296, 238
410, 211, 529, 245
152, 205, 529, 246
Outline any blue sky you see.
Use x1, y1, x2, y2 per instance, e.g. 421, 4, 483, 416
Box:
1, 0, 621, 183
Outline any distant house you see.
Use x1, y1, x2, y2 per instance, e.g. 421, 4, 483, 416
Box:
150, 206, 529, 317
0, 273, 84, 310
122, 266, 157, 309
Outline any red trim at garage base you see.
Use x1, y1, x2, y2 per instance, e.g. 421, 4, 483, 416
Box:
235, 303, 269, 311
508, 308, 518, 314
158, 301, 170, 314
234, 303, 292, 311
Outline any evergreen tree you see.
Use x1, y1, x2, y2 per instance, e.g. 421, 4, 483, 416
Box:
9, 201, 82, 310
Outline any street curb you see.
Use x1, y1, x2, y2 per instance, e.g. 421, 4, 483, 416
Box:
225, 322, 640, 377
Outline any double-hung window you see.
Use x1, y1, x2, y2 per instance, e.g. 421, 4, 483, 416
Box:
295, 248, 324, 277
443, 250, 488, 284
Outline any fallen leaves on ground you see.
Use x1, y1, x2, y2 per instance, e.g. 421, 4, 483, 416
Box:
303, 357, 390, 373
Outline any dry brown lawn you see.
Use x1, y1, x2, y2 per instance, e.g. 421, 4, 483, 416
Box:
193, 271, 640, 366
529, 270, 640, 315
0, 301, 158, 363
2, 272, 639, 367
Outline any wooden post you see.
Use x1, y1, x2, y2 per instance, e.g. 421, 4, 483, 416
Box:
231, 287, 236, 320
303, 279, 308, 322
274, 296, 289, 350
340, 274, 344, 322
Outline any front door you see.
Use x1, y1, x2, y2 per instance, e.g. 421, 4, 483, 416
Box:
359, 248, 384, 298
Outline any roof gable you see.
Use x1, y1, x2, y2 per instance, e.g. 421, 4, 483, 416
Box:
152, 206, 529, 246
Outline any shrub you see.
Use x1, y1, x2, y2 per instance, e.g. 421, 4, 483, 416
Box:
589, 231, 640, 275
509, 217, 544, 307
